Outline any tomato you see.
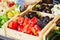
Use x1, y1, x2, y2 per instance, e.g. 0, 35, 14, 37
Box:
7, 1, 15, 7
8, 16, 42, 36
23, 17, 30, 26
31, 27, 38, 36
18, 17, 24, 25
33, 25, 42, 32
8, 20, 18, 29
18, 25, 24, 32
27, 28, 33, 35
30, 17, 38, 25
26, 25, 33, 34
23, 24, 30, 33
31, 25, 42, 36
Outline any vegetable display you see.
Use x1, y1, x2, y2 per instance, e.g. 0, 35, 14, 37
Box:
33, 2, 53, 13
8, 12, 53, 36
0, 4, 20, 28
46, 20, 60, 40
0, 14, 9, 28
0, 0, 29, 28
0, 0, 60, 40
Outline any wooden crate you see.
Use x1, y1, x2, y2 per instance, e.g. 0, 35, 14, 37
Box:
43, 14, 60, 40
29, 1, 54, 15
0, 0, 41, 37
2, 10, 55, 40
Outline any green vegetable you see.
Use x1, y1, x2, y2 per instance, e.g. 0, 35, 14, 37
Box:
36, 11, 41, 15
36, 4, 40, 8
0, 14, 9, 28
1, 14, 8, 19
53, 30, 60, 35
46, 30, 60, 40
46, 32, 55, 40
1, 20, 6, 24
36, 11, 41, 17
0, 16, 2, 21
15, 4, 19, 8
0, 22, 2, 28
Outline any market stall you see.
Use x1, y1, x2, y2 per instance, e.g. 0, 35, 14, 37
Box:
0, 0, 60, 40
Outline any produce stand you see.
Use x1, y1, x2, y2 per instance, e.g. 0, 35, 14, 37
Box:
0, 0, 60, 40
0, 0, 39, 36
2, 10, 55, 40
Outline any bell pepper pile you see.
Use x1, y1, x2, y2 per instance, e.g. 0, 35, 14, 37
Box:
8, 16, 42, 36
8, 12, 53, 36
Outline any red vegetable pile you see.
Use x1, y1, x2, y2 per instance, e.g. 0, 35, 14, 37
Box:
8, 16, 42, 36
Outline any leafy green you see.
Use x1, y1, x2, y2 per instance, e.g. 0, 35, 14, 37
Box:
46, 30, 60, 40
0, 14, 9, 28
35, 4, 40, 8
53, 30, 60, 35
